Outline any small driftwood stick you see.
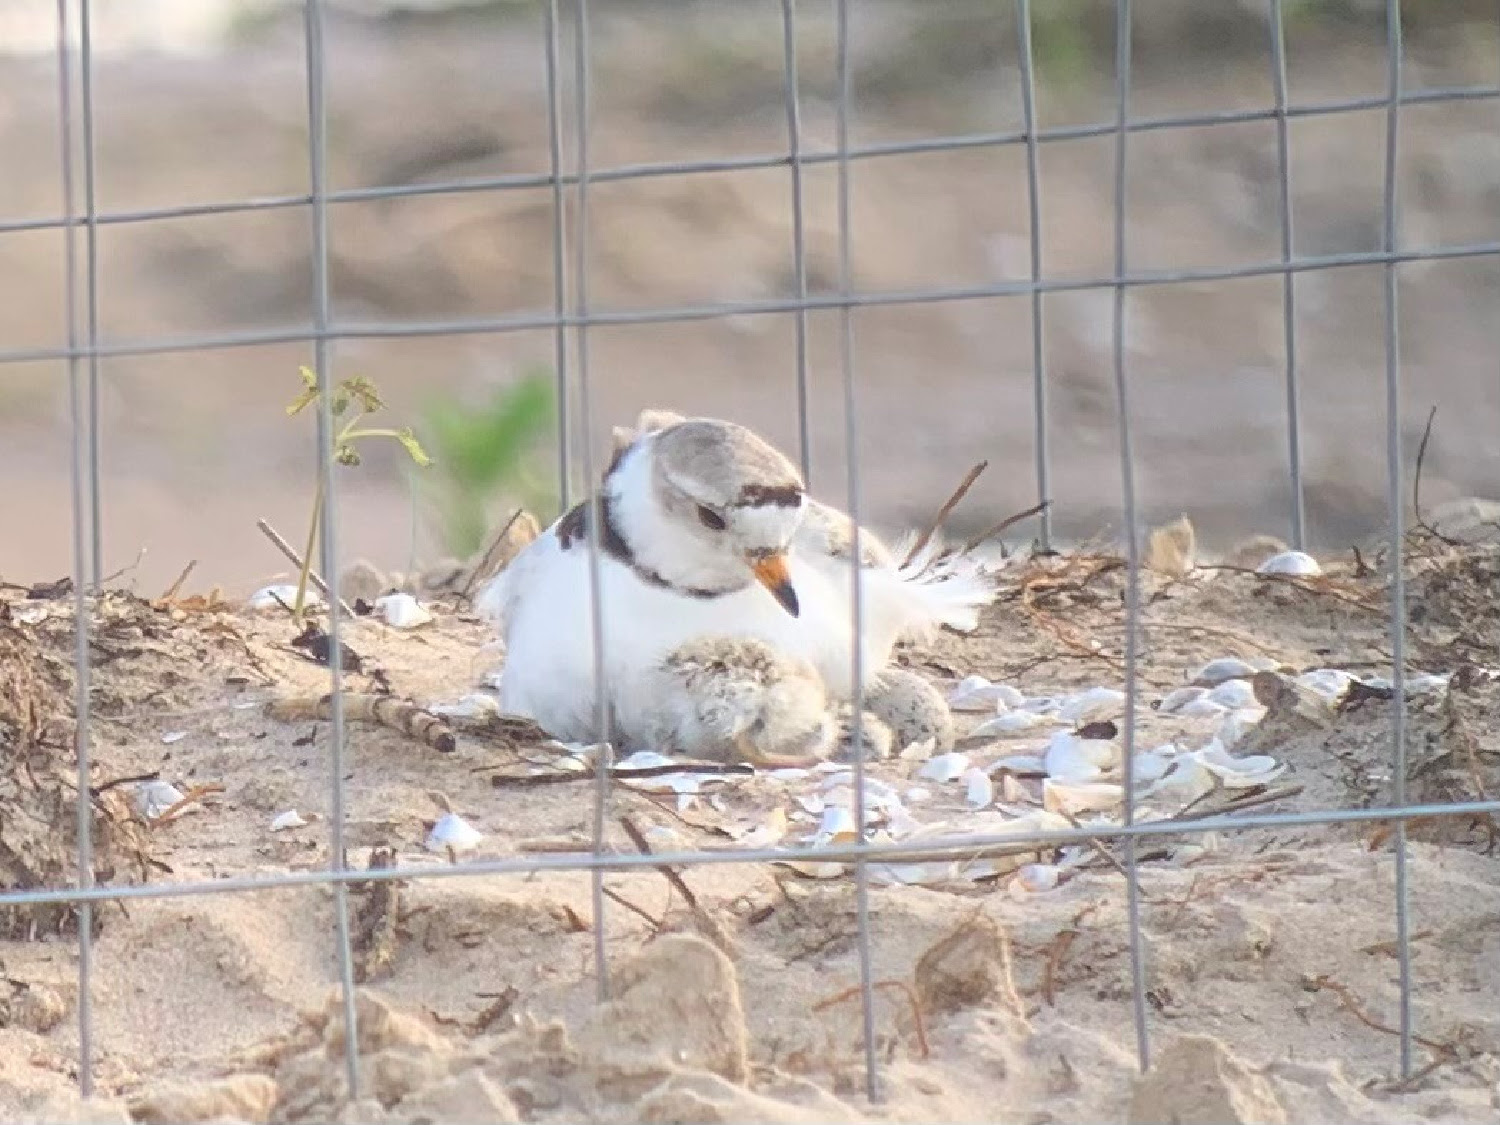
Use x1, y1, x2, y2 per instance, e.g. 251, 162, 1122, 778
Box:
901, 460, 988, 569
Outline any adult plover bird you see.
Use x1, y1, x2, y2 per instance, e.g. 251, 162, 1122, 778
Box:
477, 411, 994, 751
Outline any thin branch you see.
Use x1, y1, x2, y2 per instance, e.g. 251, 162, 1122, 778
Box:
157, 560, 197, 602
902, 460, 988, 569
255, 517, 357, 617
961, 498, 1052, 555
1412, 405, 1461, 546
460, 507, 528, 600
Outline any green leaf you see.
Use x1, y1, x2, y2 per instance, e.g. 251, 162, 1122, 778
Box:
298, 365, 319, 390
285, 387, 319, 417
395, 427, 433, 468
344, 376, 384, 414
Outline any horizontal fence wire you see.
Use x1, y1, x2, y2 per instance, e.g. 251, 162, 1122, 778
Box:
26, 0, 1475, 1102
4, 82, 1498, 241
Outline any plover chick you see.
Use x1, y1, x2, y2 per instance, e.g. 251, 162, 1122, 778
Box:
864, 667, 956, 753
830, 705, 896, 764
478, 410, 999, 748
640, 636, 835, 767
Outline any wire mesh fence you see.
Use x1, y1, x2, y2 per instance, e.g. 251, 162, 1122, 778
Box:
13, 0, 1500, 1110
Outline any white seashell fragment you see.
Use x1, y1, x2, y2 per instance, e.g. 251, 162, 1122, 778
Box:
1297, 668, 1356, 700
1216, 706, 1267, 748
426, 812, 483, 854
1013, 863, 1061, 893
374, 592, 433, 629
1158, 686, 1207, 714
248, 584, 320, 612
988, 754, 1046, 775
1058, 686, 1126, 724
898, 737, 936, 762
736, 809, 788, 849
160, 731, 188, 745
1043, 731, 1118, 783
970, 710, 1049, 737
1148, 757, 1217, 804
11, 604, 48, 625
615, 750, 676, 771
1206, 678, 1257, 709
1130, 749, 1174, 784
1044, 779, 1123, 816
1257, 550, 1321, 576
963, 768, 995, 810
815, 805, 860, 844
1407, 673, 1451, 695
1178, 697, 1229, 718
918, 752, 970, 782
1191, 657, 1261, 686
904, 786, 932, 803
1021, 696, 1064, 714
796, 794, 826, 815
766, 768, 811, 782
270, 810, 307, 832
947, 675, 1011, 713
428, 693, 502, 721
133, 781, 186, 820
1193, 740, 1286, 788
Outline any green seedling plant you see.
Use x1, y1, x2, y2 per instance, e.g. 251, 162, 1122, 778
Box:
286, 365, 431, 621
422, 368, 557, 558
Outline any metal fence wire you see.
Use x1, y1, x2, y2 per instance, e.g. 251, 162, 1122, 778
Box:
17, 0, 1500, 1107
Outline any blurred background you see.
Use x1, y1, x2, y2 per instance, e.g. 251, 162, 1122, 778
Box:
1, 0, 1497, 593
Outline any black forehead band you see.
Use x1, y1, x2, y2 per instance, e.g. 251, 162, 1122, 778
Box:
733, 483, 804, 508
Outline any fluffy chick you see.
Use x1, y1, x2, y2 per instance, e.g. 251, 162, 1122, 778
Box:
641, 636, 836, 767
864, 667, 956, 754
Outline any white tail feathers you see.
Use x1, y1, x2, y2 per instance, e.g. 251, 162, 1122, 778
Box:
886, 532, 1003, 637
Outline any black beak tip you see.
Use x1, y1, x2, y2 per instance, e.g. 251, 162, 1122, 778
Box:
773, 584, 800, 618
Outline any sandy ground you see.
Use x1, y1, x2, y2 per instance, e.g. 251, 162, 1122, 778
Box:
4, 516, 1500, 1122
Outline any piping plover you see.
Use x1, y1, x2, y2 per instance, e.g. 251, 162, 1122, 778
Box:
478, 410, 997, 751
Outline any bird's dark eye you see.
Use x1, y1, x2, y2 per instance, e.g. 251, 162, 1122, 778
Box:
696, 505, 726, 531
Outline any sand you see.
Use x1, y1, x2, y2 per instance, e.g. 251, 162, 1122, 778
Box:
4, 527, 1500, 1124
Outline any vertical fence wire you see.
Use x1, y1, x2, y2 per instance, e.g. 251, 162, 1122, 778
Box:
831, 0, 880, 1103
1110, 0, 1152, 1073
1380, 0, 1414, 1081
778, 0, 814, 484
56, 0, 96, 1097
301, 0, 362, 1094
1015, 0, 1052, 551
1267, 0, 1306, 551
78, 0, 102, 587
569, 0, 613, 1001
544, 0, 571, 514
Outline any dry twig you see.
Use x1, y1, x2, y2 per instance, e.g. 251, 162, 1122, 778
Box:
151, 783, 226, 826
901, 460, 988, 569
1305, 974, 1457, 1059
255, 518, 357, 617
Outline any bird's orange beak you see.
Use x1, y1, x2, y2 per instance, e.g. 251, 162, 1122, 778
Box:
750, 552, 799, 617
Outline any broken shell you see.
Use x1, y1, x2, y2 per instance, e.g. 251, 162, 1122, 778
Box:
1013, 863, 1061, 893
1148, 757, 1217, 804
160, 730, 188, 745
962, 768, 995, 810
970, 710, 1048, 737
425, 812, 483, 854
11, 604, 48, 625
1058, 686, 1126, 724
1206, 678, 1258, 709
1020, 696, 1064, 714
133, 781, 186, 820
270, 809, 308, 832
1190, 657, 1260, 686
1043, 779, 1123, 816
898, 736, 936, 762
947, 675, 1013, 713
917, 752, 970, 783
428, 693, 503, 721
1158, 686, 1207, 714
813, 805, 860, 845
904, 786, 932, 803
248, 584, 321, 612
615, 750, 676, 771
1043, 731, 1119, 783
1216, 706, 1267, 747
1257, 550, 1321, 576
374, 592, 434, 629
1407, 673, 1451, 695
1297, 668, 1356, 700
766, 767, 811, 782
1178, 697, 1229, 718
1193, 740, 1285, 788
987, 754, 1046, 775
1130, 749, 1174, 784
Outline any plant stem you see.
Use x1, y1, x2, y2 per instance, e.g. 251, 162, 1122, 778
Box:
294, 477, 324, 623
